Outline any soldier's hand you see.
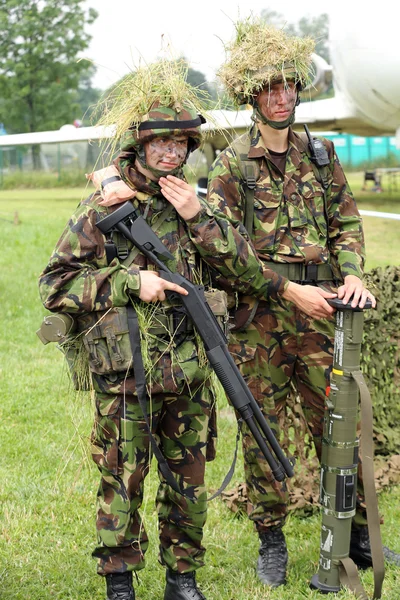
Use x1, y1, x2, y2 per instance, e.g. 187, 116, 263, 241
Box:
159, 175, 201, 220
337, 275, 376, 309
139, 271, 188, 303
86, 165, 136, 207
282, 282, 337, 319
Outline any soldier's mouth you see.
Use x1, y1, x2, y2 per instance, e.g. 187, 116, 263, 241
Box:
159, 161, 179, 168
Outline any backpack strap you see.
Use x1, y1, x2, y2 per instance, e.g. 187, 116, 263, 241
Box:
297, 130, 331, 224
231, 133, 260, 237
103, 203, 175, 267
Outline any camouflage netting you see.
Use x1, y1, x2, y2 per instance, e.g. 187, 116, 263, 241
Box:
222, 266, 400, 515
362, 266, 400, 456
217, 16, 315, 106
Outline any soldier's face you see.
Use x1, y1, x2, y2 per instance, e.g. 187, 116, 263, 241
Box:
144, 135, 188, 171
256, 81, 297, 122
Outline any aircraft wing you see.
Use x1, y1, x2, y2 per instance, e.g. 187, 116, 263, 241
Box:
206, 99, 392, 142
295, 94, 390, 137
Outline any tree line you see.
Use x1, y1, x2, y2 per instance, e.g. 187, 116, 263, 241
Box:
0, 0, 329, 149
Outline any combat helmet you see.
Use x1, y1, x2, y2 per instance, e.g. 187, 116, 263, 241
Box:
218, 17, 315, 129
96, 60, 209, 177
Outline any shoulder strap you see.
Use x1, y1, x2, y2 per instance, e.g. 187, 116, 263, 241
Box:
298, 132, 331, 191
231, 133, 260, 237
298, 131, 331, 226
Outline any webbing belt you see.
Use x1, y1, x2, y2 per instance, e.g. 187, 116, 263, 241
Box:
265, 262, 333, 282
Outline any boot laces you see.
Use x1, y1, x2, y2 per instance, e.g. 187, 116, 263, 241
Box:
179, 573, 206, 600
258, 529, 288, 574
106, 573, 134, 600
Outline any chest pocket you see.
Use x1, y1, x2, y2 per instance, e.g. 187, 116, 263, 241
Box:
286, 192, 309, 231
252, 186, 281, 254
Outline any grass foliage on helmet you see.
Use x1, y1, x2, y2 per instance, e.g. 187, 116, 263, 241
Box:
94, 59, 213, 159
218, 16, 315, 106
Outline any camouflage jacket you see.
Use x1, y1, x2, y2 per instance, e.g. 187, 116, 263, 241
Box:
39, 165, 272, 393
207, 125, 365, 298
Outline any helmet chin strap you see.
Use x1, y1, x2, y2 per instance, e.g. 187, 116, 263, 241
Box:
253, 93, 300, 130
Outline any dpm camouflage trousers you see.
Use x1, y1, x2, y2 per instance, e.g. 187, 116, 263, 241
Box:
91, 385, 212, 575
229, 296, 367, 531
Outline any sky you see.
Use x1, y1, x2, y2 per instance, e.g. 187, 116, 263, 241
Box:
83, 0, 332, 91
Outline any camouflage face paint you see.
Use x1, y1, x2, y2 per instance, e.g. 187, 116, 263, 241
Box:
144, 136, 188, 171
256, 81, 297, 122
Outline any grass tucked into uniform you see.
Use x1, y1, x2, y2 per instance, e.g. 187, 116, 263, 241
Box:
0, 186, 399, 599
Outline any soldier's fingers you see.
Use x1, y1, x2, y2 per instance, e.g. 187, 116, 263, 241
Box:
165, 175, 188, 188
318, 289, 337, 298
350, 287, 363, 308
159, 177, 179, 191
342, 285, 356, 305
161, 280, 188, 296
359, 290, 376, 309
160, 183, 189, 203
336, 285, 345, 299
369, 292, 376, 308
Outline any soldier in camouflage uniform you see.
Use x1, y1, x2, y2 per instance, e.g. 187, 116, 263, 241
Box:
205, 19, 399, 587
38, 62, 274, 600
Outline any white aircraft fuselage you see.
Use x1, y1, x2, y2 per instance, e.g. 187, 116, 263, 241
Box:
298, 7, 400, 140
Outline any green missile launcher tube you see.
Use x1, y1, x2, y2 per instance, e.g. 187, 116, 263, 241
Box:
310, 298, 372, 595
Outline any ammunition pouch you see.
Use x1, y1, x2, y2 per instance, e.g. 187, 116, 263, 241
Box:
77, 290, 227, 376
78, 307, 134, 376
37, 289, 228, 383
146, 308, 194, 340
205, 289, 229, 335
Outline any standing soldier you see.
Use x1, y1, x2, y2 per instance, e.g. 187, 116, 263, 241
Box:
38, 60, 272, 600
207, 17, 399, 587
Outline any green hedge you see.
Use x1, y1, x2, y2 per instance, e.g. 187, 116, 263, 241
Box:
0, 170, 87, 189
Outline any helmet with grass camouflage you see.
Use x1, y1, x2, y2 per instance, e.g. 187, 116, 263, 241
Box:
95, 60, 213, 167
120, 101, 206, 155
218, 17, 315, 107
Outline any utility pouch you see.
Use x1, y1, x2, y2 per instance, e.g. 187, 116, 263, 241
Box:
204, 289, 229, 335
78, 307, 134, 375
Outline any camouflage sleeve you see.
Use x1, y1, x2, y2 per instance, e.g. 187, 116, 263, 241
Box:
186, 195, 270, 298
192, 149, 288, 298
38, 199, 141, 314
325, 140, 365, 279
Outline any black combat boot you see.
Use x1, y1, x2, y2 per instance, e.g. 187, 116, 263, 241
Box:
164, 568, 207, 600
106, 572, 135, 600
350, 525, 400, 569
256, 527, 288, 587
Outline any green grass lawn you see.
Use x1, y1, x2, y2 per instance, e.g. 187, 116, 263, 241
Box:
0, 187, 399, 599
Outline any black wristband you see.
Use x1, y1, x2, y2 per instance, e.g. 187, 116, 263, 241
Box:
101, 175, 122, 190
